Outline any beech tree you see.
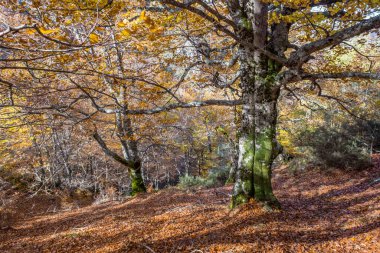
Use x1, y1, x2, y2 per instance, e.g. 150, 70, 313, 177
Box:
157, 0, 380, 207
0, 0, 238, 195
1, 0, 379, 207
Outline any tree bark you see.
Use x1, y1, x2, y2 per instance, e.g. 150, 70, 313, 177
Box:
231, 45, 255, 207
231, 0, 281, 208
252, 75, 281, 207
130, 160, 146, 196
230, 0, 256, 207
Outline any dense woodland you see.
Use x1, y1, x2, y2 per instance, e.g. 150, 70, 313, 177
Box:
0, 0, 379, 252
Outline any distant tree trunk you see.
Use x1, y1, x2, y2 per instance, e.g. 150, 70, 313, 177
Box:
227, 146, 238, 184
130, 159, 146, 196
226, 108, 239, 184
92, 128, 146, 196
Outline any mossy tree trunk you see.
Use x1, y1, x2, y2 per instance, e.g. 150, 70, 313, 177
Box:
231, 0, 285, 208
231, 86, 256, 206
231, 66, 281, 208
230, 5, 256, 207
130, 160, 146, 196
93, 80, 147, 196
252, 73, 281, 207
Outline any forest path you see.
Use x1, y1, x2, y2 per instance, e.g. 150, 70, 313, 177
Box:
1, 157, 379, 253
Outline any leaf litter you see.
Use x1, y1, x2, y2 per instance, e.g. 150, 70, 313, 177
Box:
0, 155, 379, 253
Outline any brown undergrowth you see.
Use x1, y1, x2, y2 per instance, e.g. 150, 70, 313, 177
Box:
1, 156, 379, 253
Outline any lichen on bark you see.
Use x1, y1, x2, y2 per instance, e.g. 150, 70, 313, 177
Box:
231, 134, 255, 208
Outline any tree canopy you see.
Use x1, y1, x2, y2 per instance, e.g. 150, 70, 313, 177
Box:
0, 0, 379, 207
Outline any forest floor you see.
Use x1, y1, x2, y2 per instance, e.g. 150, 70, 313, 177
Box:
0, 156, 379, 253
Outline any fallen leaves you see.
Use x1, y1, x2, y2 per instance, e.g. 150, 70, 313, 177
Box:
0, 156, 379, 252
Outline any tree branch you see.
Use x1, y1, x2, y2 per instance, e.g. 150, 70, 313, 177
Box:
288, 14, 380, 66
126, 99, 242, 115
93, 131, 133, 167
160, 0, 237, 38
160, 0, 287, 65
0, 24, 36, 37
302, 72, 380, 80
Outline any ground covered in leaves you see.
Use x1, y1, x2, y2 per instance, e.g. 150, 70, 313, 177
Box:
1, 157, 379, 253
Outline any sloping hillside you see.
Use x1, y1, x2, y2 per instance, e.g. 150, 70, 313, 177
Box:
1, 158, 379, 253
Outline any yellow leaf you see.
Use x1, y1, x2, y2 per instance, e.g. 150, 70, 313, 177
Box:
25, 29, 36, 35
150, 27, 163, 35
121, 29, 131, 37
115, 34, 123, 41
54, 34, 70, 42
117, 19, 128, 28
64, 19, 72, 25
117, 21, 126, 28
39, 27, 59, 35
140, 10, 146, 20
135, 44, 144, 51
89, 33, 99, 44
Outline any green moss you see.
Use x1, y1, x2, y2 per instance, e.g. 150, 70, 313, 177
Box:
268, 59, 282, 73
253, 128, 278, 203
242, 179, 251, 193
130, 172, 146, 196
225, 177, 234, 184
230, 193, 249, 209
230, 135, 256, 208
241, 17, 252, 30
265, 72, 277, 84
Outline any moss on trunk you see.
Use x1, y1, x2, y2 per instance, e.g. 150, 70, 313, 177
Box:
231, 70, 281, 209
130, 161, 146, 196
253, 128, 280, 208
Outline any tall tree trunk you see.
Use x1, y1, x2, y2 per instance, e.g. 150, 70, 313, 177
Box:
232, 0, 281, 208
232, 65, 281, 208
229, 0, 256, 207
252, 71, 281, 207
231, 45, 256, 207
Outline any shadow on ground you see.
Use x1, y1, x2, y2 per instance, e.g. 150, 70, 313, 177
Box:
0, 157, 379, 252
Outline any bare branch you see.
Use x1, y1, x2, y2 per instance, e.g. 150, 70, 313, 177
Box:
312, 80, 366, 120
0, 24, 36, 37
125, 99, 242, 115
93, 131, 133, 167
302, 72, 380, 80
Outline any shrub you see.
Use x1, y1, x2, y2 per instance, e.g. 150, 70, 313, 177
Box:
177, 175, 210, 189
0, 166, 34, 191
287, 156, 312, 174
295, 124, 373, 170
177, 167, 230, 190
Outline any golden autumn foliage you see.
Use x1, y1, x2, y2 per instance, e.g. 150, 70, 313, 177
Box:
0, 0, 379, 251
